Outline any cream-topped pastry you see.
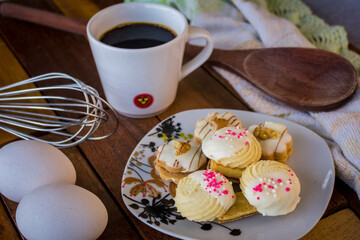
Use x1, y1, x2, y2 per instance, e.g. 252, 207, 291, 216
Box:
194, 112, 242, 143
240, 160, 301, 216
155, 140, 207, 184
174, 170, 236, 222
202, 127, 261, 169
248, 121, 292, 163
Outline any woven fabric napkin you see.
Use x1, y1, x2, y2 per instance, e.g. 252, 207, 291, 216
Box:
126, 0, 360, 198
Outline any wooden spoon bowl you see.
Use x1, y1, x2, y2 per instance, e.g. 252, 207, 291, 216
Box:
245, 48, 358, 111
185, 45, 358, 111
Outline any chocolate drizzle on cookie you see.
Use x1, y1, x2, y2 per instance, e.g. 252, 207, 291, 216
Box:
195, 112, 242, 143
173, 159, 180, 168
274, 129, 287, 159
155, 140, 207, 184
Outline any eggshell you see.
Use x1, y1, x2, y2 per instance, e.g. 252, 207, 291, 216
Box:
0, 140, 76, 202
16, 183, 108, 240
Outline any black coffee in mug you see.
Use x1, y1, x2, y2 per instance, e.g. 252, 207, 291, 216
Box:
100, 22, 177, 49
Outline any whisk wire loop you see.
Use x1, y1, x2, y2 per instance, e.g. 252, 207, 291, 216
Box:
0, 73, 119, 148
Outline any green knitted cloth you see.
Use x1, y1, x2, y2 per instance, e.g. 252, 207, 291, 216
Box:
263, 0, 360, 74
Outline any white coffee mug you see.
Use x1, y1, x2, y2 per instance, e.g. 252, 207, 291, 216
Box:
87, 2, 213, 118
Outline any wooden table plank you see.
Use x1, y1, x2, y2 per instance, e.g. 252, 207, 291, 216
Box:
0, 199, 20, 240
158, 66, 250, 120
62, 146, 142, 240
52, 0, 99, 20
0, 18, 104, 93
335, 178, 360, 217
301, 208, 360, 240
0, 36, 33, 145
322, 187, 348, 218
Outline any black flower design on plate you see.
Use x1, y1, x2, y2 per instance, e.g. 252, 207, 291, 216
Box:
196, 222, 241, 236
148, 116, 182, 142
124, 193, 242, 236
141, 141, 157, 152
124, 194, 184, 226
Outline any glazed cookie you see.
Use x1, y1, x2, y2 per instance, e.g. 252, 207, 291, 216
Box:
240, 160, 301, 216
248, 121, 293, 163
155, 140, 207, 184
174, 170, 236, 222
202, 127, 261, 179
194, 112, 242, 143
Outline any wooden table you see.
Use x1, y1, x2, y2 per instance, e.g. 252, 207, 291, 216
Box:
0, 0, 359, 239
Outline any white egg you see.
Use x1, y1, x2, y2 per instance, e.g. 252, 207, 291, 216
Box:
0, 140, 76, 202
16, 183, 108, 240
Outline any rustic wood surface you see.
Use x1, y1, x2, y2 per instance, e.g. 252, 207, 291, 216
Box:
0, 0, 359, 240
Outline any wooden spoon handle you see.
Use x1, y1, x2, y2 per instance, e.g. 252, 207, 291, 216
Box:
184, 44, 255, 78
0, 2, 87, 35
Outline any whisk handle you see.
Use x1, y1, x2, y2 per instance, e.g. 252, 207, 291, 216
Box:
0, 2, 87, 35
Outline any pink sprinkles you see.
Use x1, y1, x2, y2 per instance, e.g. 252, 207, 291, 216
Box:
253, 184, 263, 192
253, 174, 296, 198
211, 128, 249, 141
202, 170, 230, 197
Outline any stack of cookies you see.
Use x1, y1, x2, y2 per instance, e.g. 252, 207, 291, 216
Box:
154, 112, 300, 223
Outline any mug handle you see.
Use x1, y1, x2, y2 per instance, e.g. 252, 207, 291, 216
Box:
180, 26, 213, 80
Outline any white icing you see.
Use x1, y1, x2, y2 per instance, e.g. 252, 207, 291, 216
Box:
241, 161, 301, 216
157, 140, 206, 172
202, 127, 251, 161
187, 170, 235, 208
248, 121, 292, 157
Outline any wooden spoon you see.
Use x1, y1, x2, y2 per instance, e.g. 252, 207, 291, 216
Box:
185, 44, 358, 111
1, 2, 358, 111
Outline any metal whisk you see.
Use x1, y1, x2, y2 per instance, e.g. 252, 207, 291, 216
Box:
0, 72, 119, 148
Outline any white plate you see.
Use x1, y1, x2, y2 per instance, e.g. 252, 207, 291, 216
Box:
121, 109, 334, 240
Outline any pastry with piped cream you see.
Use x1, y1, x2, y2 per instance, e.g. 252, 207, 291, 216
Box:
155, 140, 207, 184
240, 160, 301, 216
174, 169, 236, 222
202, 127, 261, 180
194, 112, 242, 143
248, 121, 293, 163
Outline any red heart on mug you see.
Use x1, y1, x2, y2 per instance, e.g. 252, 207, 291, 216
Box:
134, 94, 154, 108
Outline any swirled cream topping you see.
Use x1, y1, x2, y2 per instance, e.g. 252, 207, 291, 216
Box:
156, 140, 206, 172
174, 170, 236, 221
240, 160, 301, 216
202, 127, 261, 168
